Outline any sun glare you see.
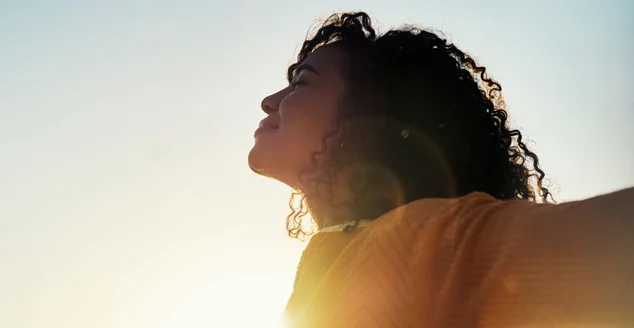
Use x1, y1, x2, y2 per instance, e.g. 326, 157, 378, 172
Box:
166, 273, 292, 328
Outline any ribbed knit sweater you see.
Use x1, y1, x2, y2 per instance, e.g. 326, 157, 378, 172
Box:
284, 189, 634, 327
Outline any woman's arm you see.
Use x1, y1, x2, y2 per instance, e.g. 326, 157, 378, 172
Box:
415, 188, 634, 327
463, 188, 633, 327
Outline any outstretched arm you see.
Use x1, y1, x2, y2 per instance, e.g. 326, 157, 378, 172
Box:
415, 188, 634, 327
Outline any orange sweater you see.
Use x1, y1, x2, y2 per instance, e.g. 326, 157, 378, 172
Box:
284, 188, 634, 327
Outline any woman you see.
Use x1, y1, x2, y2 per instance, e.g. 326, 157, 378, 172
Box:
248, 12, 633, 328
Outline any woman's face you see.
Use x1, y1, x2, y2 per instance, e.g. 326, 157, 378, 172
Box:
248, 45, 348, 188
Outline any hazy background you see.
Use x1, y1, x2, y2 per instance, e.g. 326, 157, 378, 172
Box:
1, 0, 633, 327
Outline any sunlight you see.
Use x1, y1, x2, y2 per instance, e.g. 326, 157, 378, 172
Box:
166, 273, 292, 328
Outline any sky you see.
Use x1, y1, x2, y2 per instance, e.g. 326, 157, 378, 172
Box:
1, 0, 633, 327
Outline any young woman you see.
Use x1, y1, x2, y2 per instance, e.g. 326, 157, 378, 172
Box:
248, 12, 633, 328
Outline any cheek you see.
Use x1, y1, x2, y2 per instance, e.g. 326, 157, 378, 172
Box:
277, 95, 340, 172
282, 94, 339, 149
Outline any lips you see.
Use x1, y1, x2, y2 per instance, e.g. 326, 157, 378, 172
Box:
254, 127, 275, 138
254, 120, 278, 138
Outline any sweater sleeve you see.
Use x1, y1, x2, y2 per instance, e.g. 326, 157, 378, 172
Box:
416, 188, 634, 328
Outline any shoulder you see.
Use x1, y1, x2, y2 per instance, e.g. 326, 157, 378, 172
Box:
370, 192, 500, 233
364, 192, 500, 249
369, 187, 634, 248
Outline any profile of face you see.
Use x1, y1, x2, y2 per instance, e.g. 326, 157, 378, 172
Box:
248, 46, 347, 189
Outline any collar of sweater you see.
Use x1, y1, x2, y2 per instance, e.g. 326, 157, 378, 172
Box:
318, 219, 373, 232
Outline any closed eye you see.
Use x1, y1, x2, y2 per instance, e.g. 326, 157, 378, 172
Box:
291, 80, 308, 90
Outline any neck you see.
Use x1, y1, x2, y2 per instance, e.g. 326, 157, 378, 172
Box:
299, 177, 356, 228
307, 198, 354, 229
298, 168, 407, 228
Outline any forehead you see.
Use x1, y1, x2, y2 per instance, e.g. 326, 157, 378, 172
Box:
299, 44, 347, 77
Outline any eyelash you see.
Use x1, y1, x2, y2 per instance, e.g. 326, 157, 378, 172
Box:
291, 80, 307, 89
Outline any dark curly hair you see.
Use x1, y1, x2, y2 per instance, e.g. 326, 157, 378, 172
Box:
284, 12, 553, 240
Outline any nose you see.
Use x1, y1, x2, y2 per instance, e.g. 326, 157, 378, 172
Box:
260, 89, 285, 114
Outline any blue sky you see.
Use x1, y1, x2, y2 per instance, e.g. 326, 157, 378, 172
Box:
1, 1, 633, 327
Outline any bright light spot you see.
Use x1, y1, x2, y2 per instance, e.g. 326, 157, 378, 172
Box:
166, 273, 291, 328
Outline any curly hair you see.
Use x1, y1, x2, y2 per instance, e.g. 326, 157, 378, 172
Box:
284, 12, 553, 240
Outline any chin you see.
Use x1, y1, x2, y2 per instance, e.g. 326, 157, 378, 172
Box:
248, 146, 296, 188
248, 143, 277, 177
248, 146, 266, 175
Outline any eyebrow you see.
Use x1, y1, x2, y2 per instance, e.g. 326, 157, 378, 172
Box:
295, 63, 320, 76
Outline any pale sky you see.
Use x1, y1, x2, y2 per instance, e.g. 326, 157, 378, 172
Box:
1, 1, 633, 327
